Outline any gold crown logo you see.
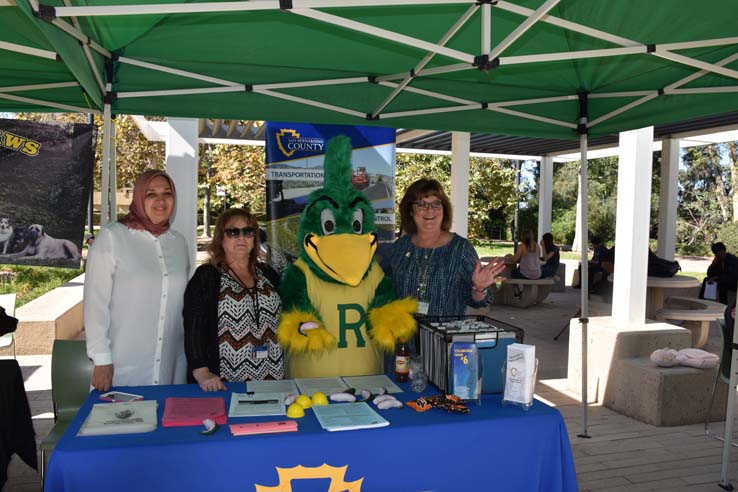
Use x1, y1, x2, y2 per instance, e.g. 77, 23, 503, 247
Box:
255, 463, 364, 492
276, 129, 301, 158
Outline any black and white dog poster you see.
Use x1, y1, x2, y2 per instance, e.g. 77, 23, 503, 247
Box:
0, 118, 93, 269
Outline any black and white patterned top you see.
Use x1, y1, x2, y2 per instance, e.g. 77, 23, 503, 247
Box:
217, 270, 283, 382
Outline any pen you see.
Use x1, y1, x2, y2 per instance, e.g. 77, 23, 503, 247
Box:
237, 399, 279, 405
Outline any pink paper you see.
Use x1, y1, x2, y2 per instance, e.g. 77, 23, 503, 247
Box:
162, 397, 227, 427
229, 420, 297, 436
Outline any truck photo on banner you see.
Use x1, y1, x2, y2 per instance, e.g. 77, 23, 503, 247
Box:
264, 122, 396, 272
0, 118, 94, 269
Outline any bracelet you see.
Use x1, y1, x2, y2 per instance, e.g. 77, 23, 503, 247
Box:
472, 285, 487, 295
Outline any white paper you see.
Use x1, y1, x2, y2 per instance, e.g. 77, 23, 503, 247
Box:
78, 400, 158, 436
504, 343, 536, 406
312, 402, 389, 432
295, 377, 348, 396
246, 379, 299, 397
703, 281, 718, 301
341, 375, 402, 394
228, 392, 286, 417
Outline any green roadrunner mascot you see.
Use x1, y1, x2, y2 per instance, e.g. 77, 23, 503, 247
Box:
278, 135, 417, 377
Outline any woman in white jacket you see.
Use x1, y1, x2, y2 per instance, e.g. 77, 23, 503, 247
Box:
84, 170, 189, 391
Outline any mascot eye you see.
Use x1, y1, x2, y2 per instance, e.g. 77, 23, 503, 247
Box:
320, 209, 336, 235
352, 209, 363, 234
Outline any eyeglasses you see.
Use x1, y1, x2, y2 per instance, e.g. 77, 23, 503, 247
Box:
224, 227, 256, 239
412, 200, 443, 211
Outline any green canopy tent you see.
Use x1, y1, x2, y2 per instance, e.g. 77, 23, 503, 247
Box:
2, 1, 738, 485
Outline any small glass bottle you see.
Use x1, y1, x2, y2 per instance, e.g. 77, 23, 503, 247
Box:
395, 339, 410, 382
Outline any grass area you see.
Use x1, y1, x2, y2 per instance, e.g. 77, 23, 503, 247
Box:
0, 265, 83, 308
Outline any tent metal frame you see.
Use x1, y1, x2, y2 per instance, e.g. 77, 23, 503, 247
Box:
2, 0, 738, 487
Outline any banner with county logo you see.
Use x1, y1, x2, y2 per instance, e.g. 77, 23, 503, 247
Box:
264, 122, 396, 272
0, 118, 93, 269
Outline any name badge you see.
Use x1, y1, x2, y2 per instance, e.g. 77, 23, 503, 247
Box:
253, 346, 269, 359
417, 301, 429, 315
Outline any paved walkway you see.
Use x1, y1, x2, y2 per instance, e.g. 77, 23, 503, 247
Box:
4, 287, 737, 492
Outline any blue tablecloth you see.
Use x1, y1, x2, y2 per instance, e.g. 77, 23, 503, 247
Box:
45, 383, 577, 492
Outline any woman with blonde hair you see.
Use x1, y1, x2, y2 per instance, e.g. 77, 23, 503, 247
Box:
183, 208, 282, 392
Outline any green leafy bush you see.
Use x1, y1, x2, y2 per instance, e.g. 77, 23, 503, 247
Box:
716, 222, 738, 255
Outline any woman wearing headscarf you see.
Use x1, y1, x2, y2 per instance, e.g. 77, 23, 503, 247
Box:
84, 170, 190, 391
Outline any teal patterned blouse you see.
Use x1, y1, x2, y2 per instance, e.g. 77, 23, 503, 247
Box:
383, 233, 491, 318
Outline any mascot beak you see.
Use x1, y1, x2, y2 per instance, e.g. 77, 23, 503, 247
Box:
304, 232, 377, 287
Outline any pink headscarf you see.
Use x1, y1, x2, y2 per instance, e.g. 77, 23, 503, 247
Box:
119, 169, 176, 236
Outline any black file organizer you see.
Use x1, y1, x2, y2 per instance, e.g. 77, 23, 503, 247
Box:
417, 315, 524, 394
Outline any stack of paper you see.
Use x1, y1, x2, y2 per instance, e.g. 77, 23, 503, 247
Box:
162, 397, 227, 427
503, 343, 536, 406
312, 402, 389, 432
228, 392, 285, 418
294, 377, 349, 396
78, 400, 158, 436
340, 375, 402, 394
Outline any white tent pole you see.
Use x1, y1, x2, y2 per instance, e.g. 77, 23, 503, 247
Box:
371, 4, 477, 118
49, 18, 111, 57
654, 51, 738, 82
109, 119, 117, 221
577, 94, 591, 439
378, 81, 474, 104
502, 46, 644, 65
100, 96, 111, 227
256, 77, 367, 90
486, 106, 577, 129
119, 56, 240, 86
53, 0, 472, 17
0, 82, 79, 92
0, 40, 57, 60
488, 0, 559, 60
253, 89, 366, 118
0, 92, 98, 114
117, 86, 246, 99
720, 316, 738, 488
382, 104, 479, 119
291, 8, 476, 64
480, 2, 490, 54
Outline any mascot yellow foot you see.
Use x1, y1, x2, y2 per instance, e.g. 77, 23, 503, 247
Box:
277, 310, 336, 354
367, 297, 418, 351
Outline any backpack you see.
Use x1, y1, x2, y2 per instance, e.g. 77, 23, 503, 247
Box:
647, 251, 681, 278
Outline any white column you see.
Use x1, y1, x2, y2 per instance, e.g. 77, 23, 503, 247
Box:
450, 131, 470, 238
109, 120, 117, 220
612, 126, 654, 325
537, 156, 553, 241
657, 138, 680, 261
165, 117, 199, 271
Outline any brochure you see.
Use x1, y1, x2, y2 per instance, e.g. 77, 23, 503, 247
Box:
78, 400, 158, 436
341, 375, 402, 394
228, 392, 285, 418
312, 402, 389, 432
162, 397, 227, 427
449, 341, 480, 400
246, 379, 299, 397
294, 377, 348, 396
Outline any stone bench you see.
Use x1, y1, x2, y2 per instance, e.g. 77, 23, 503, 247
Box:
656, 296, 726, 348
14, 273, 85, 355
493, 277, 556, 308
604, 356, 726, 426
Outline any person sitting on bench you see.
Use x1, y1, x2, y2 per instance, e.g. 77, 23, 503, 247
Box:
700, 242, 738, 304
539, 233, 560, 279
509, 230, 541, 280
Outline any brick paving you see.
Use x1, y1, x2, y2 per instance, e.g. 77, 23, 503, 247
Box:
5, 281, 738, 492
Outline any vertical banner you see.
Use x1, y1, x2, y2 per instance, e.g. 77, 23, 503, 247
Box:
0, 119, 94, 269
265, 122, 395, 271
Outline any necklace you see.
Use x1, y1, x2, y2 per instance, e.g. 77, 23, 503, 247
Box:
228, 267, 254, 289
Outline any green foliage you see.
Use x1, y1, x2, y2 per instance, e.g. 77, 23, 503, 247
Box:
551, 207, 576, 245
394, 153, 517, 239
200, 142, 266, 217
0, 266, 82, 307
717, 222, 738, 255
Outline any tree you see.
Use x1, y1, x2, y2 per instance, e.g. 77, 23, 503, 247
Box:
200, 143, 266, 218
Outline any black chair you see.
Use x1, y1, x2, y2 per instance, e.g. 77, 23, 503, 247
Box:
704, 317, 737, 446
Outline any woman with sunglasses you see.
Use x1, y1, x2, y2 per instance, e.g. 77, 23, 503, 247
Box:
183, 208, 282, 392
84, 170, 190, 391
383, 178, 506, 321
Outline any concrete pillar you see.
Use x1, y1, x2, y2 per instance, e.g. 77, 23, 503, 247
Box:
612, 126, 654, 325
100, 101, 111, 227
450, 131, 470, 238
657, 138, 680, 261
537, 156, 553, 241
165, 117, 199, 272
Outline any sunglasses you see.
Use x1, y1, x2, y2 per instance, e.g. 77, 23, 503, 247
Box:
412, 200, 443, 211
224, 227, 256, 239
